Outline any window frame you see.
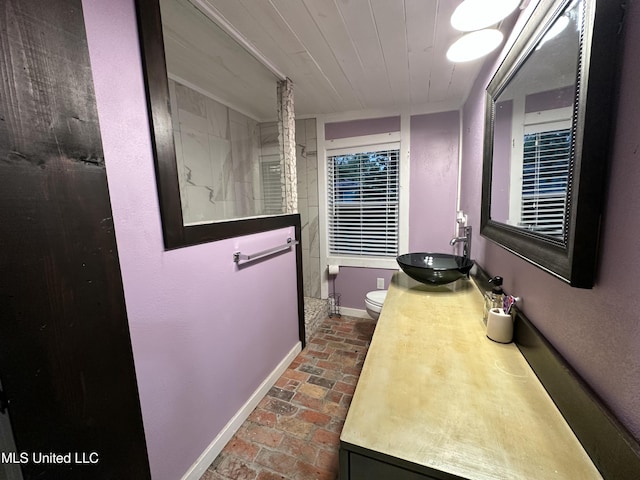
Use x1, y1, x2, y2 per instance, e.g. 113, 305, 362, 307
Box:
326, 143, 401, 259
318, 128, 409, 272
508, 106, 572, 236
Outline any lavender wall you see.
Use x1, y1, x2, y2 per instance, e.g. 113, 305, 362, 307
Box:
334, 267, 396, 311
461, 1, 640, 441
409, 111, 460, 252
82, 2, 300, 480
325, 116, 401, 140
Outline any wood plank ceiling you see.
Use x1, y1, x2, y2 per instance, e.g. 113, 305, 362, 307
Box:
160, 0, 519, 121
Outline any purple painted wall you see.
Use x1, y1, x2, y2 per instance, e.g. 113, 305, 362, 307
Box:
461, 0, 640, 441
325, 116, 400, 140
525, 85, 574, 113
409, 111, 460, 252
334, 267, 396, 310
82, 2, 300, 480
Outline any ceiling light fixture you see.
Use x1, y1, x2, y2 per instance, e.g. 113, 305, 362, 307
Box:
446, 29, 504, 63
451, 0, 520, 32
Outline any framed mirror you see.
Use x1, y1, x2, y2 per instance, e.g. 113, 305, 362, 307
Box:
481, 0, 623, 288
134, 0, 297, 249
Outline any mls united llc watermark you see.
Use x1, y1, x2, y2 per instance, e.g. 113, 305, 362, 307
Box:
1, 451, 99, 465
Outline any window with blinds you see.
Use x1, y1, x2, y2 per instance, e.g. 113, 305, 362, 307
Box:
327, 148, 399, 257
261, 160, 284, 215
521, 128, 571, 239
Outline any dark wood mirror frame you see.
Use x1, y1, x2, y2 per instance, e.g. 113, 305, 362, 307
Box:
133, 0, 298, 250
480, 0, 624, 288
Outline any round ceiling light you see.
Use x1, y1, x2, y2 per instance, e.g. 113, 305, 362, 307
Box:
446, 29, 504, 63
451, 0, 520, 32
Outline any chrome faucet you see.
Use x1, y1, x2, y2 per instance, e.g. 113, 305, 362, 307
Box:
450, 225, 472, 260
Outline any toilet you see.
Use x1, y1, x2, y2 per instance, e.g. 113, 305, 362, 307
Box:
365, 290, 387, 320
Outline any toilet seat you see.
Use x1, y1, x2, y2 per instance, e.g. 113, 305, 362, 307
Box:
365, 290, 387, 308
365, 290, 387, 321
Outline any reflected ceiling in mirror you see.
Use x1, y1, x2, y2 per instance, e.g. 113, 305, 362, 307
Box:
160, 0, 278, 120
160, 0, 285, 227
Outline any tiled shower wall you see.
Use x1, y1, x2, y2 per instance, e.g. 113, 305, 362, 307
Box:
296, 119, 321, 298
169, 79, 282, 224
168, 79, 321, 298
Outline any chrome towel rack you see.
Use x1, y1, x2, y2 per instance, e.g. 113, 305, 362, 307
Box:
233, 237, 298, 264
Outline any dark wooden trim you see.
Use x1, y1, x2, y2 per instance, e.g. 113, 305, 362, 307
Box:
340, 442, 465, 480
294, 220, 306, 349
183, 214, 301, 248
472, 265, 640, 480
133, 0, 184, 248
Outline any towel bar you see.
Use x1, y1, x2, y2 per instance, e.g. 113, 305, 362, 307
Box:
233, 237, 298, 264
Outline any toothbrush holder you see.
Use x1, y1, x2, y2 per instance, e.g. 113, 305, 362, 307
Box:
486, 307, 513, 343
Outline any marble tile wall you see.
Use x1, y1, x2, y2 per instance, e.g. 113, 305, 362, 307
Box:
169, 79, 283, 224
258, 122, 284, 215
296, 118, 320, 298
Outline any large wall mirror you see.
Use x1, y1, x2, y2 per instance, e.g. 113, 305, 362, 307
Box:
481, 0, 623, 288
135, 0, 298, 249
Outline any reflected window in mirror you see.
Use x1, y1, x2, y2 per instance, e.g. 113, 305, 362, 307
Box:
493, 100, 573, 238
481, 0, 624, 287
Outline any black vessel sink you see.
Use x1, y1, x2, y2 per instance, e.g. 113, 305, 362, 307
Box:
396, 253, 474, 286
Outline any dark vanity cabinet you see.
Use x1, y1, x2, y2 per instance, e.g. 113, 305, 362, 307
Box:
338, 273, 603, 480
341, 448, 449, 480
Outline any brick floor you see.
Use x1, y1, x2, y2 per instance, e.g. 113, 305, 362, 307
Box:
200, 315, 376, 480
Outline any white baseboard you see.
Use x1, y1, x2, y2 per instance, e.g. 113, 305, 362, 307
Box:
180, 341, 302, 480
338, 306, 370, 319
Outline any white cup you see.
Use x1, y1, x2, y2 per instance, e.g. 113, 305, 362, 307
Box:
486, 307, 513, 343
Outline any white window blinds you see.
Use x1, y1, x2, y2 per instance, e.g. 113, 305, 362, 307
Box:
261, 160, 284, 215
521, 128, 571, 239
327, 147, 399, 257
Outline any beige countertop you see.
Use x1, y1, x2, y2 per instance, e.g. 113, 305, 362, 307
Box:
341, 272, 601, 479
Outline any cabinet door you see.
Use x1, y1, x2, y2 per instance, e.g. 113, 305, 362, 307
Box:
350, 452, 440, 480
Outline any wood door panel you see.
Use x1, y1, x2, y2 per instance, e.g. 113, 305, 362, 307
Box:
0, 0, 151, 478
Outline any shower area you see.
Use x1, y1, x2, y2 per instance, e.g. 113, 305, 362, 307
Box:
169, 77, 324, 340
170, 79, 287, 225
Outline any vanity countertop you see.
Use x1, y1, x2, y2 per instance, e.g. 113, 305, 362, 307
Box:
340, 272, 602, 479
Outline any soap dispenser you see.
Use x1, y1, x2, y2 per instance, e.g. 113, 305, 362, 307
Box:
483, 276, 504, 325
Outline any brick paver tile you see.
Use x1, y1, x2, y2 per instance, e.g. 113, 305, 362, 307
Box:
202, 316, 375, 480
